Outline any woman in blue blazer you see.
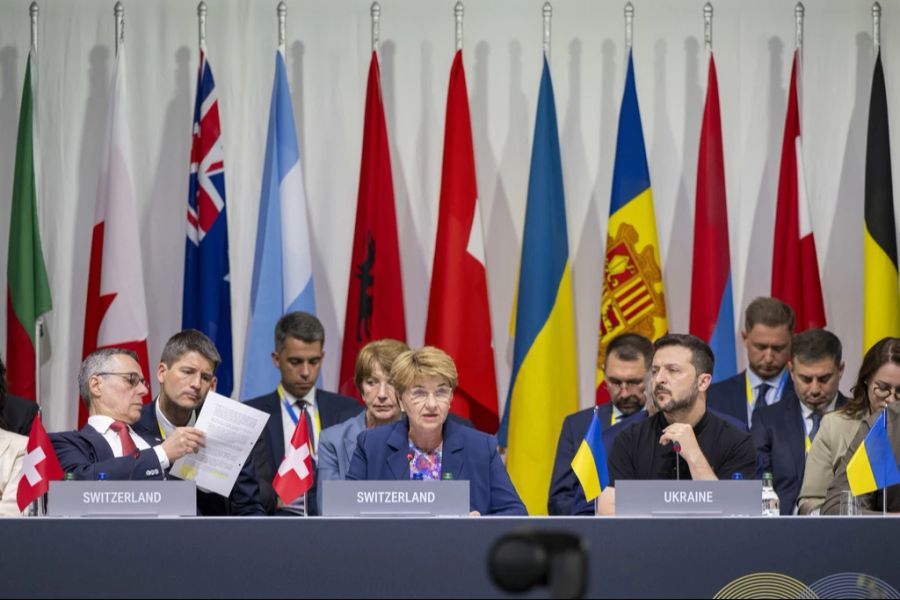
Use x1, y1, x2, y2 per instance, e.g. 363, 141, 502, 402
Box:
346, 346, 527, 516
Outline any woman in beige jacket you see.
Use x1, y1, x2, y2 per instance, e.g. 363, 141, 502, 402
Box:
797, 337, 900, 515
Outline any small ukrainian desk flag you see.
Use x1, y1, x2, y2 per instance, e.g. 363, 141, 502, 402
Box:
847, 410, 900, 496
571, 411, 609, 502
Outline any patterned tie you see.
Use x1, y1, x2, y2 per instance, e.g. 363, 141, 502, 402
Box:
109, 421, 138, 457
298, 400, 316, 456
754, 383, 772, 414
809, 410, 824, 442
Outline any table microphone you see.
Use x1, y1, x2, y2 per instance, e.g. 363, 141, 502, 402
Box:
673, 442, 681, 480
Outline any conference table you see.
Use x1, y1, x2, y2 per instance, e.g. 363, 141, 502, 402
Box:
2, 517, 897, 598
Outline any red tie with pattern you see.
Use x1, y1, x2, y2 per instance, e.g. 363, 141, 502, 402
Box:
109, 421, 138, 457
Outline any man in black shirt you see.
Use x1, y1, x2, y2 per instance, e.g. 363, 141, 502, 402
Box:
598, 334, 757, 515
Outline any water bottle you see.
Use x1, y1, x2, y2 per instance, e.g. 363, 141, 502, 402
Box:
761, 472, 780, 516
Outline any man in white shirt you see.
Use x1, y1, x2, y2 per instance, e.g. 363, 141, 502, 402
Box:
244, 312, 361, 515
51, 348, 204, 480
131, 330, 264, 515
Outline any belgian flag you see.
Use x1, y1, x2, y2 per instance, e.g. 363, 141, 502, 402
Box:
864, 50, 900, 352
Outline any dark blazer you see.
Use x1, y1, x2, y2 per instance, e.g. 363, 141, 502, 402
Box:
347, 417, 527, 516
554, 405, 750, 516
707, 370, 795, 429
2, 394, 38, 435
132, 401, 265, 516
751, 390, 848, 515
245, 388, 362, 515
50, 425, 165, 481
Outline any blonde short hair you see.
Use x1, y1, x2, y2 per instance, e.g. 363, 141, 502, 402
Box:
390, 346, 458, 398
354, 338, 410, 392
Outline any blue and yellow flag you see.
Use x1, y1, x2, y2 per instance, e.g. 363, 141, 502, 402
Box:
499, 56, 578, 515
847, 410, 900, 496
571, 411, 609, 502
596, 50, 667, 404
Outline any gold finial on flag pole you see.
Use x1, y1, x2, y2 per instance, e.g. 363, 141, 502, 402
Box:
371, 2, 381, 54
114, 1, 124, 56
455, 1, 464, 52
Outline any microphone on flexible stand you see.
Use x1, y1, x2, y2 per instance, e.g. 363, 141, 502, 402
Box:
673, 442, 682, 481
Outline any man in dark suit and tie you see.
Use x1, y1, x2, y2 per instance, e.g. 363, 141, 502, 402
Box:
707, 297, 796, 429
132, 330, 264, 515
752, 328, 848, 514
548, 333, 653, 515
245, 311, 362, 515
0, 358, 37, 435
51, 348, 205, 481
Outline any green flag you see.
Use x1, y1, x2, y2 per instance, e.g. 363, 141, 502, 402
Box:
6, 52, 51, 401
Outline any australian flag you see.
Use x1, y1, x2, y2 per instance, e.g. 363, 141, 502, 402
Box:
183, 50, 233, 396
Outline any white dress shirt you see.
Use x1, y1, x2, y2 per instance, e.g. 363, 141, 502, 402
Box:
280, 387, 319, 456
746, 369, 788, 424
87, 415, 170, 470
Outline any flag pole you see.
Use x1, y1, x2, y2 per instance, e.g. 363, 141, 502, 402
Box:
30, 1, 42, 418
542, 2, 552, 61
114, 1, 124, 58
873, 2, 881, 54
703, 3, 713, 54
455, 1, 464, 52
795, 2, 804, 54
277, 0, 286, 56
624, 2, 634, 53
198, 1, 207, 53
371, 2, 380, 55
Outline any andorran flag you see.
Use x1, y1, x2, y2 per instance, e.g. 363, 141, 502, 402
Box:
864, 50, 900, 352
597, 50, 667, 405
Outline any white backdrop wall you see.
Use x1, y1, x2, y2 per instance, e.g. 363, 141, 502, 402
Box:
0, 0, 897, 432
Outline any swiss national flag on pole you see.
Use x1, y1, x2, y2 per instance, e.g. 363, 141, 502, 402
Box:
339, 51, 406, 398
273, 414, 314, 505
425, 50, 498, 433
772, 49, 826, 331
17, 414, 63, 512
80, 45, 151, 426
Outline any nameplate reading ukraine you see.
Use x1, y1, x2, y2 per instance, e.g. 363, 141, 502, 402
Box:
616, 480, 761, 517
48, 481, 197, 517
322, 480, 470, 517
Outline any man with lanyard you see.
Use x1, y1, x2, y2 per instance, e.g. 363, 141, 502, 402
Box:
707, 297, 796, 430
752, 328, 847, 514
132, 329, 264, 515
245, 311, 361, 515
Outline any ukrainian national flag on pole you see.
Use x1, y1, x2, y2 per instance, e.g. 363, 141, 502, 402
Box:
597, 50, 667, 403
847, 410, 900, 496
500, 56, 578, 515
571, 411, 609, 502
864, 50, 900, 352
242, 50, 316, 399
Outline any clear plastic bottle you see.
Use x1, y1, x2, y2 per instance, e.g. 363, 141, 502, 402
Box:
761, 472, 780, 516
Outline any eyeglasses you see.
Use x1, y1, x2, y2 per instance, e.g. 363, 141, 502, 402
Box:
407, 386, 453, 404
606, 378, 645, 391
96, 372, 147, 388
870, 381, 900, 401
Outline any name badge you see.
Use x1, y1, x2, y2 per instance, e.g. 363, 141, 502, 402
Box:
615, 480, 761, 517
48, 480, 197, 517
322, 480, 470, 517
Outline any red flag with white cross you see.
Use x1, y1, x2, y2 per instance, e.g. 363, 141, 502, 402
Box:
273, 414, 314, 505
17, 414, 63, 512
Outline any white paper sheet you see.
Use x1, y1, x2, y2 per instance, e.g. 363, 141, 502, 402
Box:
170, 391, 269, 497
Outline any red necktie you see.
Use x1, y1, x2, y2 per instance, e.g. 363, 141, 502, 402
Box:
109, 421, 138, 457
